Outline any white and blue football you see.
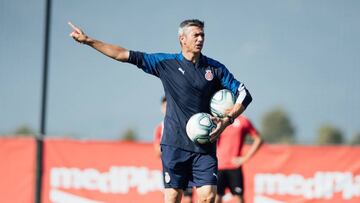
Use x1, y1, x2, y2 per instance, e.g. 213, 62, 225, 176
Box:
186, 113, 216, 144
210, 89, 235, 118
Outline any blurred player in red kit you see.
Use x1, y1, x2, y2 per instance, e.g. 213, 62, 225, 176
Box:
154, 96, 194, 203
215, 116, 262, 203
153, 96, 167, 157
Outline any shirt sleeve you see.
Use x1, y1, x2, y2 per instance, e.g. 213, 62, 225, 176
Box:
127, 51, 160, 76
207, 57, 241, 94
218, 64, 241, 95
207, 57, 253, 109
127, 51, 177, 77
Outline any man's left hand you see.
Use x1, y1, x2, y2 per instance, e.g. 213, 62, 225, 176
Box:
209, 116, 230, 143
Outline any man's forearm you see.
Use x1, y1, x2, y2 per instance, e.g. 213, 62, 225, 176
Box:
229, 103, 245, 118
85, 37, 129, 62
222, 103, 246, 126
243, 137, 262, 161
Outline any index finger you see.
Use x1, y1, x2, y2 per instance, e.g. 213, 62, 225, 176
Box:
68, 22, 81, 33
210, 116, 220, 123
209, 132, 219, 143
68, 22, 77, 30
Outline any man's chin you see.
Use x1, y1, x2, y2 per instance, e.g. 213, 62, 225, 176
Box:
193, 48, 202, 54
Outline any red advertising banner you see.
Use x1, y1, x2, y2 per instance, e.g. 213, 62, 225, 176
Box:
0, 137, 36, 203
42, 139, 164, 203
243, 145, 360, 203
40, 139, 360, 203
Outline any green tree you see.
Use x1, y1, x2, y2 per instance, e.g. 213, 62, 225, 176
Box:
120, 128, 138, 141
350, 132, 360, 145
13, 125, 35, 136
316, 124, 344, 145
261, 107, 295, 144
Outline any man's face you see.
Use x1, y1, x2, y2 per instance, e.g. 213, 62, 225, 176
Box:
180, 26, 205, 54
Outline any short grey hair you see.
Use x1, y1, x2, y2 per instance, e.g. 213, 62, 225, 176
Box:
178, 19, 204, 36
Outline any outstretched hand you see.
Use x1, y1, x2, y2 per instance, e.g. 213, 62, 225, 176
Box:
68, 22, 87, 44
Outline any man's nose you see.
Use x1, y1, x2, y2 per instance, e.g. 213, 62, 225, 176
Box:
198, 36, 204, 42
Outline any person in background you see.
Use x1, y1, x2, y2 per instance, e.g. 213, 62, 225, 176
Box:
153, 96, 194, 203
215, 116, 262, 203
153, 96, 167, 157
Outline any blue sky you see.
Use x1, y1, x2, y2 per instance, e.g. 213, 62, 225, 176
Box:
1, 0, 359, 143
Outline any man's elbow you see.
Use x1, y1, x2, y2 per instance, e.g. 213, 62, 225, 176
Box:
115, 50, 130, 62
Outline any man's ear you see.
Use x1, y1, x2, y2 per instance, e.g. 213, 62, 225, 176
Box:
179, 34, 185, 45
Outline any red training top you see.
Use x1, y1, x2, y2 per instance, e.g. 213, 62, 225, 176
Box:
217, 116, 259, 170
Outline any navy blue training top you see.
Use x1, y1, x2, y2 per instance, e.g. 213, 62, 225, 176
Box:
128, 51, 245, 154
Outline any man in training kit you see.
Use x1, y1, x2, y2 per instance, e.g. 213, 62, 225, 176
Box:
69, 19, 252, 203
215, 116, 262, 203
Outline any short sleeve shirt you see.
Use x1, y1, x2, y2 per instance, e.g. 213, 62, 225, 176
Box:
128, 51, 242, 153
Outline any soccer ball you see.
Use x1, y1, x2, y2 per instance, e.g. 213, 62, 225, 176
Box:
186, 113, 216, 145
210, 89, 235, 118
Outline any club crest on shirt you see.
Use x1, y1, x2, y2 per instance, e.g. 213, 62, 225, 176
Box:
205, 69, 214, 81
